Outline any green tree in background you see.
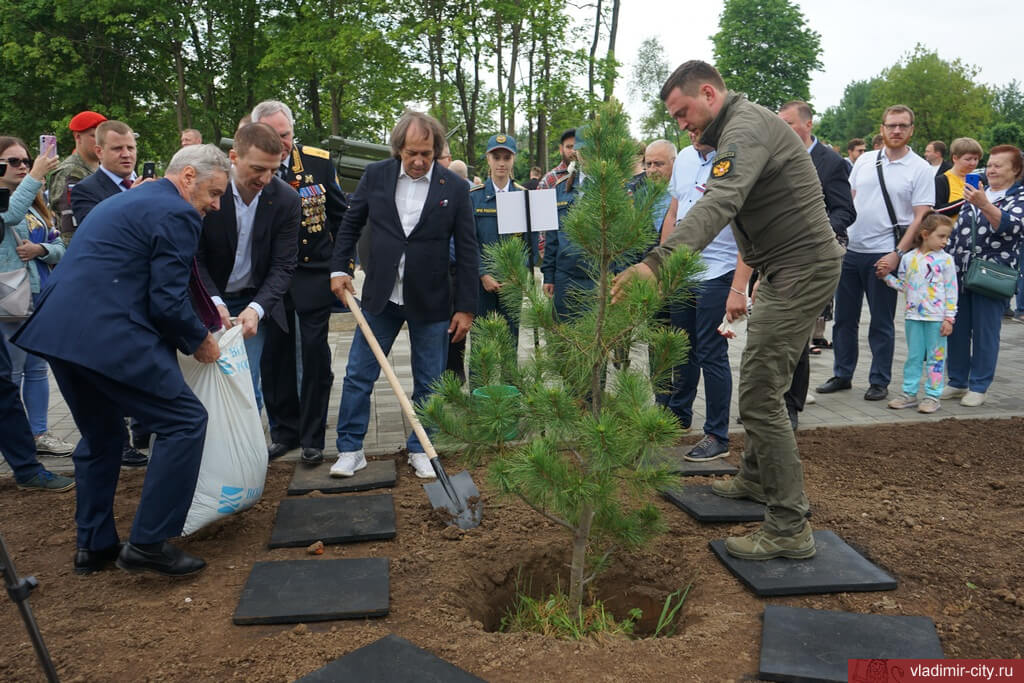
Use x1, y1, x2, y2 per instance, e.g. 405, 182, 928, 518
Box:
628, 37, 681, 147
871, 45, 992, 151
815, 78, 884, 146
711, 0, 822, 111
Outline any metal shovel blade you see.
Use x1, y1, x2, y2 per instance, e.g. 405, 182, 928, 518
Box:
424, 470, 483, 530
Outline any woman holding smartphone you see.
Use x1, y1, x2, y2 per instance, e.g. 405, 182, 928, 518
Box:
944, 144, 1024, 407
0, 135, 74, 456
933, 137, 983, 222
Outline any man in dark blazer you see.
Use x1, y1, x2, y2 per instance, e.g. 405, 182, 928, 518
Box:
778, 101, 856, 428
250, 100, 348, 465
70, 119, 152, 467
14, 144, 229, 576
196, 122, 299, 416
329, 111, 478, 480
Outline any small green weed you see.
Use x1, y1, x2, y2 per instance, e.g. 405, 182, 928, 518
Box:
653, 582, 693, 638
500, 589, 638, 640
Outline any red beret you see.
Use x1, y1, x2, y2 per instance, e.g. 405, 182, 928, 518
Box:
68, 111, 107, 132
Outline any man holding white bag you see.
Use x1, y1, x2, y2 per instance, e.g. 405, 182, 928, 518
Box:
13, 144, 229, 577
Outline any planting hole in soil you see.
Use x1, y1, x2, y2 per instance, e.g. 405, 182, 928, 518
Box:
459, 551, 681, 637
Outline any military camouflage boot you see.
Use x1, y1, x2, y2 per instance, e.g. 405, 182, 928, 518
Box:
725, 521, 815, 560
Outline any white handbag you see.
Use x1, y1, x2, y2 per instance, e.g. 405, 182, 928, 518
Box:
0, 225, 32, 321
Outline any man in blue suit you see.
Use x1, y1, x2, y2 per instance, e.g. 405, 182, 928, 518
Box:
70, 119, 152, 466
14, 144, 229, 576
329, 111, 478, 480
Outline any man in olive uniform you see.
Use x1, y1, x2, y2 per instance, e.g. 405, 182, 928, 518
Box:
251, 100, 348, 466
48, 110, 106, 245
613, 61, 844, 561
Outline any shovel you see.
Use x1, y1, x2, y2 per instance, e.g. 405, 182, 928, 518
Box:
341, 289, 483, 529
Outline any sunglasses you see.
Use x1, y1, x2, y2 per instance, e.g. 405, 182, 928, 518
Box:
1, 157, 32, 168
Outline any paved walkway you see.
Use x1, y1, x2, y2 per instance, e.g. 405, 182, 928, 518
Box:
6, 285, 1024, 474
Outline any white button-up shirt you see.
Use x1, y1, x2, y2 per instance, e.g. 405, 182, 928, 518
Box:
389, 164, 433, 305
211, 178, 264, 319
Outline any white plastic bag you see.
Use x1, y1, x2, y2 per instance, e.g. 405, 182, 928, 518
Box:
178, 325, 267, 535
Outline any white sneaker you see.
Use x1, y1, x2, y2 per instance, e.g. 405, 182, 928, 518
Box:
407, 452, 436, 479
330, 450, 367, 478
804, 393, 816, 405
941, 385, 967, 399
960, 391, 986, 407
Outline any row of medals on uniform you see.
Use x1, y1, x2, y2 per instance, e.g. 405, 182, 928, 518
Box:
296, 181, 327, 233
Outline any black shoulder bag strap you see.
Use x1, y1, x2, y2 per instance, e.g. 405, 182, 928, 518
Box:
874, 151, 902, 249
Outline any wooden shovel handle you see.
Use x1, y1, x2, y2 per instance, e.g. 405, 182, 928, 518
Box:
342, 289, 439, 460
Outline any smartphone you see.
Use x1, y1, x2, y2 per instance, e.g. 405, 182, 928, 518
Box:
965, 173, 981, 189
39, 134, 57, 159
142, 161, 156, 179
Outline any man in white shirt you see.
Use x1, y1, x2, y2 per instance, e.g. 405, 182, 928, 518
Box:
659, 131, 751, 462
329, 111, 478, 479
817, 105, 935, 401
196, 123, 300, 419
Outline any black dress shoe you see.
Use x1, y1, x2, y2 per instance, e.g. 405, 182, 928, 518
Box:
864, 384, 888, 401
116, 542, 206, 577
121, 445, 149, 467
301, 448, 324, 465
74, 543, 124, 575
268, 442, 298, 461
815, 376, 852, 394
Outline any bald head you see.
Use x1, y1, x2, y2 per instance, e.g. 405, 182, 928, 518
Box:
644, 139, 676, 181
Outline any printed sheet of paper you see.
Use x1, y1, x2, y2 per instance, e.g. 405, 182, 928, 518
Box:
496, 189, 559, 235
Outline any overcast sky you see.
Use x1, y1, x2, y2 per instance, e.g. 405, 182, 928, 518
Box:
615, 0, 1019, 128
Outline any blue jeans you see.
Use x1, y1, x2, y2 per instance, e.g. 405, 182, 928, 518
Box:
902, 320, 945, 399
336, 302, 449, 453
0, 329, 45, 483
658, 271, 733, 443
833, 250, 897, 386
222, 295, 267, 412
1, 297, 50, 435
948, 288, 1006, 393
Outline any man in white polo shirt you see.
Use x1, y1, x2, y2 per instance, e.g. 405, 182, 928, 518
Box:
817, 105, 934, 402
659, 130, 752, 462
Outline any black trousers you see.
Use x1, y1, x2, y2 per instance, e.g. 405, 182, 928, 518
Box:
262, 297, 334, 449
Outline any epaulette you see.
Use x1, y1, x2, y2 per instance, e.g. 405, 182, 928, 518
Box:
469, 183, 484, 192
512, 182, 526, 191
554, 173, 572, 186
302, 146, 330, 160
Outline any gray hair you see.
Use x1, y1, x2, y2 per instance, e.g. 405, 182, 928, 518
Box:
165, 144, 231, 180
645, 139, 677, 159
251, 100, 294, 127
389, 110, 446, 160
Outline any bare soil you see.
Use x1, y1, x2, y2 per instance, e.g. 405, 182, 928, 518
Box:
2, 418, 1023, 682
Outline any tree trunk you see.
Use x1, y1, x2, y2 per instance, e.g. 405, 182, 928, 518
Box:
537, 34, 550, 170
506, 13, 522, 136
526, 14, 536, 166
496, 22, 505, 135
602, 0, 620, 102
172, 42, 188, 130
568, 504, 595, 611
330, 85, 342, 136
308, 75, 324, 138
587, 0, 603, 107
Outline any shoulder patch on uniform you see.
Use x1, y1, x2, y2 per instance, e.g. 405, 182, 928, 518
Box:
303, 146, 330, 159
715, 151, 736, 161
711, 159, 732, 178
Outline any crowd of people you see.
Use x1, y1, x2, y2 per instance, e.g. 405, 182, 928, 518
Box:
2, 61, 1023, 573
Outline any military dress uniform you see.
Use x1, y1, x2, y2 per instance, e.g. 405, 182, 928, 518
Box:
48, 152, 96, 245
540, 171, 591, 319
262, 143, 348, 454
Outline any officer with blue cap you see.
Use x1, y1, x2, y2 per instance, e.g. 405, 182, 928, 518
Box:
469, 134, 537, 348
